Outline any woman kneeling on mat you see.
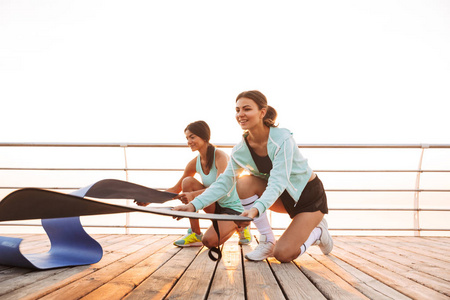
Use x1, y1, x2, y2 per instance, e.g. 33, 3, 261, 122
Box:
173, 90, 333, 262
137, 120, 251, 248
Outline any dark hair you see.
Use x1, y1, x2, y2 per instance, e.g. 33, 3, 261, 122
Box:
185, 120, 215, 171
236, 90, 278, 127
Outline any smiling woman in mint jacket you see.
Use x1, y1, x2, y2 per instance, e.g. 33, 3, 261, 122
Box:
173, 90, 333, 262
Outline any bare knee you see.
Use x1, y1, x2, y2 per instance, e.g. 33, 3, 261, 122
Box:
181, 176, 202, 192
236, 175, 267, 199
201, 235, 218, 248
273, 244, 300, 263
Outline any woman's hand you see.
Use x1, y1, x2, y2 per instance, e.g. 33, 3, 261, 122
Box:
172, 193, 184, 203
235, 207, 259, 228
134, 200, 149, 207
173, 192, 196, 204
172, 203, 196, 220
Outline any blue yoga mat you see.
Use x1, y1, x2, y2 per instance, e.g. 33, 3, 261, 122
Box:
0, 179, 251, 269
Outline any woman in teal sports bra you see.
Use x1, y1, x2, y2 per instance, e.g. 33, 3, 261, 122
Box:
137, 121, 251, 247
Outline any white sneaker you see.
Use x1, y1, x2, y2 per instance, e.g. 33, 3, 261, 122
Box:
315, 218, 333, 255
245, 235, 274, 261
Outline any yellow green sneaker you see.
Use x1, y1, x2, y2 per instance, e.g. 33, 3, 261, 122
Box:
238, 226, 252, 245
174, 228, 203, 247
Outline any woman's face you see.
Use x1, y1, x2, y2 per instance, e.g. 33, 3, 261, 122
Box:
235, 97, 266, 130
185, 129, 205, 152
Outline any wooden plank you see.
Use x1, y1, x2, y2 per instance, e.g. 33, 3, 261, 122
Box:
100, 234, 150, 253
0, 266, 33, 283
366, 236, 450, 264
399, 237, 450, 251
0, 268, 68, 298
422, 237, 450, 249
337, 238, 450, 296
16, 235, 162, 300
15, 234, 50, 248
123, 245, 202, 299
0, 234, 108, 285
34, 235, 166, 300
242, 240, 286, 299
0, 235, 124, 297
294, 251, 369, 300
1, 235, 449, 300
347, 237, 450, 281
0, 265, 12, 272
81, 235, 182, 300
307, 246, 409, 300
364, 236, 450, 273
268, 256, 326, 299
207, 237, 245, 300
332, 243, 448, 299
393, 237, 450, 261
0, 265, 12, 274
423, 237, 450, 246
165, 247, 217, 299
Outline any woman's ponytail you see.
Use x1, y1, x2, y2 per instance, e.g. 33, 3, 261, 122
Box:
263, 105, 278, 127
206, 143, 215, 171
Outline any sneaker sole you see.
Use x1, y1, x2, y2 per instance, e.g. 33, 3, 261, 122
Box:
239, 240, 252, 245
244, 254, 266, 261
318, 219, 333, 255
174, 242, 203, 248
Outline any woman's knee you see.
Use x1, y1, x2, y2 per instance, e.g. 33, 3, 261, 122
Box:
181, 176, 202, 191
273, 244, 300, 263
201, 235, 218, 248
236, 175, 266, 199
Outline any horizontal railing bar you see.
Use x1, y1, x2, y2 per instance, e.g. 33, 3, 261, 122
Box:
316, 170, 450, 173
1, 143, 450, 149
291, 228, 450, 231
0, 205, 446, 212
0, 168, 184, 172
0, 168, 185, 171
274, 228, 450, 231
1, 167, 449, 173
1, 187, 450, 192
326, 189, 450, 192
0, 223, 448, 231
329, 208, 450, 211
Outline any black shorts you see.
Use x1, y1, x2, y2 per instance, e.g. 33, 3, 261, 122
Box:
279, 175, 328, 219
214, 203, 241, 216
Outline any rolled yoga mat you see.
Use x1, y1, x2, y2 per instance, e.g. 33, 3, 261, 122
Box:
0, 179, 251, 269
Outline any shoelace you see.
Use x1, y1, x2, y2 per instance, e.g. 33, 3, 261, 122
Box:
254, 242, 274, 255
185, 233, 200, 243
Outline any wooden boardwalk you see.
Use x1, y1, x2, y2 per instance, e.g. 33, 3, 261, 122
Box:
0, 234, 449, 300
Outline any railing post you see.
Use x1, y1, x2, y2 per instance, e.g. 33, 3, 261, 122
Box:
122, 145, 130, 235
413, 144, 428, 236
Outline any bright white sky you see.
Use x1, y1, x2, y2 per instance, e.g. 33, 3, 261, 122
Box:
1, 0, 449, 145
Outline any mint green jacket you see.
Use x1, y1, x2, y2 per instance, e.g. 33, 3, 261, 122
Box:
191, 127, 313, 216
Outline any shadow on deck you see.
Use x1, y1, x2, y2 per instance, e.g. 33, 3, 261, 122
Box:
0, 234, 449, 299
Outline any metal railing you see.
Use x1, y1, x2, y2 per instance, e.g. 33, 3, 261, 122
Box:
1, 143, 449, 236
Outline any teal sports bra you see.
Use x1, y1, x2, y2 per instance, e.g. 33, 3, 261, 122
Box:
196, 150, 217, 187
